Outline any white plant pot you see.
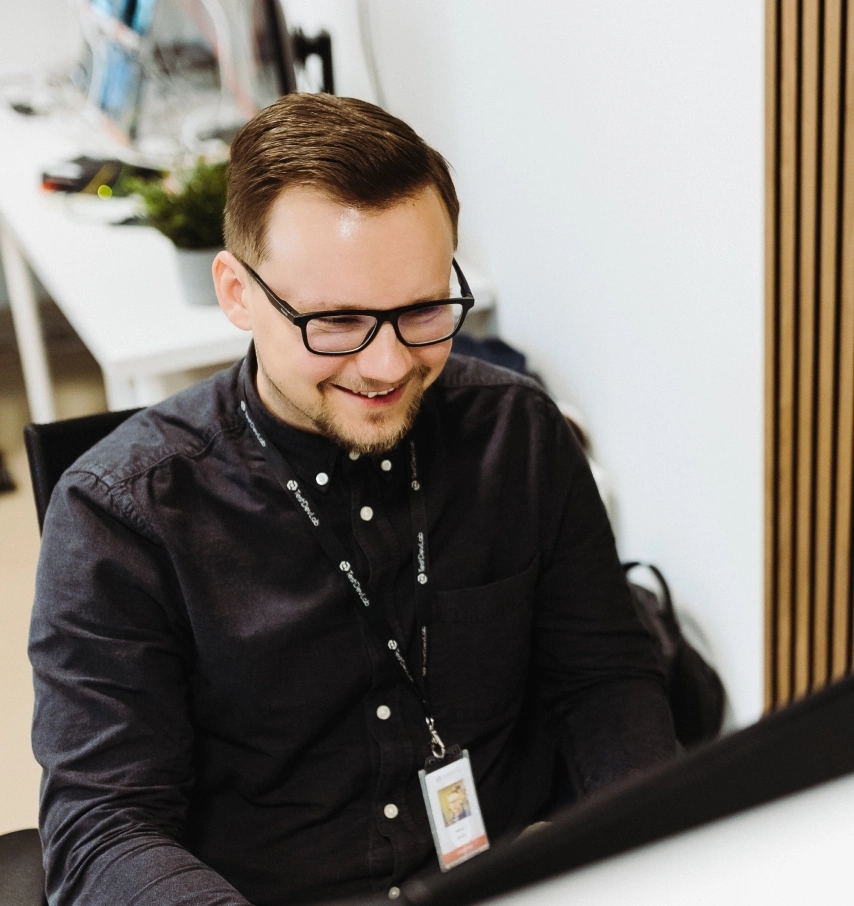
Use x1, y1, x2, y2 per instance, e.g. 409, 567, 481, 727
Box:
175, 247, 220, 306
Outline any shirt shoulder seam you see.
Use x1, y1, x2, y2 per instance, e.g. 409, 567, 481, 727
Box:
64, 421, 245, 537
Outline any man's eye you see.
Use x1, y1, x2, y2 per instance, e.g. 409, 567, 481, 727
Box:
310, 315, 375, 334
407, 305, 443, 322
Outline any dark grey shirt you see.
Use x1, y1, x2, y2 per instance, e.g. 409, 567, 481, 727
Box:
29, 351, 674, 906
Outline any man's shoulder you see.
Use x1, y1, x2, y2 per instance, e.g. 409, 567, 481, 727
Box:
435, 353, 556, 423
429, 353, 566, 450
68, 359, 246, 491
438, 352, 544, 395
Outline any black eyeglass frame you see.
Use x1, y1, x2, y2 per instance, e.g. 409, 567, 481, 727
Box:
240, 258, 476, 356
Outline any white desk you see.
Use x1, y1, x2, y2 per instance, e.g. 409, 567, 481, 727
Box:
0, 104, 250, 419
0, 103, 495, 420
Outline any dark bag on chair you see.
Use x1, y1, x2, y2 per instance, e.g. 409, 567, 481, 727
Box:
623, 562, 726, 748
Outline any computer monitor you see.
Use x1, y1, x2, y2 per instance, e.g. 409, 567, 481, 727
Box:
75, 0, 333, 153
397, 673, 854, 906
90, 0, 157, 32
80, 0, 159, 141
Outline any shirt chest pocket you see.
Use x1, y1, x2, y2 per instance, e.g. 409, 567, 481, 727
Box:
427, 556, 539, 724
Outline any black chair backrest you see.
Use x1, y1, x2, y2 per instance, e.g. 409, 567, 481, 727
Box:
0, 829, 46, 906
23, 408, 142, 534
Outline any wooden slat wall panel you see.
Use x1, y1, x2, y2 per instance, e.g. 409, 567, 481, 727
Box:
767, 0, 854, 709
832, 1, 854, 681
765, 0, 780, 712
813, 0, 844, 690
773, 0, 800, 706
795, 1, 820, 698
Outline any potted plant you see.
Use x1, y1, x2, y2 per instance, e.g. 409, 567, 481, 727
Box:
128, 159, 227, 305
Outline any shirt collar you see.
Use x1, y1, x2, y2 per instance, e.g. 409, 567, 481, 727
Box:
238, 344, 438, 491
239, 345, 340, 493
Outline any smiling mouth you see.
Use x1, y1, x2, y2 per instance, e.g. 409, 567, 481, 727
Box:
335, 383, 405, 402
357, 388, 394, 399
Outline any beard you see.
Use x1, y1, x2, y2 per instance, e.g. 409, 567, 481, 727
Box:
313, 369, 428, 455
259, 357, 430, 456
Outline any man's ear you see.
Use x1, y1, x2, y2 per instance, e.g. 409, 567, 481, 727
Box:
213, 251, 252, 331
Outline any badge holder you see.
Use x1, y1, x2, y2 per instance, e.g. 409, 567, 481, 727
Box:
419, 745, 490, 871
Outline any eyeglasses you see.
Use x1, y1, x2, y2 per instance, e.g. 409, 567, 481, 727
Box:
240, 258, 476, 356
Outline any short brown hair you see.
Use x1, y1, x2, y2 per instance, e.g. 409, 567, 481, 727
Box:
224, 93, 459, 265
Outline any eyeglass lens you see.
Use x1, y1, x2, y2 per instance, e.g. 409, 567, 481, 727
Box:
305, 302, 466, 353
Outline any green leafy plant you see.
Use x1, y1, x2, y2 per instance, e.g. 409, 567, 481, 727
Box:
128, 159, 227, 250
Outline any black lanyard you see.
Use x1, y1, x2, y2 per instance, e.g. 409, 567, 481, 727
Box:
239, 389, 446, 758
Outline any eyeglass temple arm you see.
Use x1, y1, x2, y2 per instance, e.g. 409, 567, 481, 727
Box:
452, 258, 474, 300
241, 261, 301, 319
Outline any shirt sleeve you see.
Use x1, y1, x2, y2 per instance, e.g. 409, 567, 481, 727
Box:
29, 470, 253, 906
532, 397, 677, 798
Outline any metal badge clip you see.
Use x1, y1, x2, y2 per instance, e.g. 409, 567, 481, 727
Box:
426, 716, 446, 759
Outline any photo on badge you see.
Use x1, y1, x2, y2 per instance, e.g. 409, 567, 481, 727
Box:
419, 750, 489, 871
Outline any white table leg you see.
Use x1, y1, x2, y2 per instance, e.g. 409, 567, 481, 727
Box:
0, 221, 56, 423
105, 370, 202, 410
132, 373, 179, 407
103, 370, 141, 411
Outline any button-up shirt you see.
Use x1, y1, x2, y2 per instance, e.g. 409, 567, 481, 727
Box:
29, 349, 675, 906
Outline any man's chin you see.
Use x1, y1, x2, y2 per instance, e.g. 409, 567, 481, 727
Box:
318, 412, 415, 456
316, 385, 426, 456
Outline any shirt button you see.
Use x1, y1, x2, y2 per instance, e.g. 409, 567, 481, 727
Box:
376, 705, 391, 720
349, 451, 360, 460
360, 506, 374, 522
383, 803, 399, 819
380, 459, 393, 472
315, 472, 329, 486
388, 888, 401, 900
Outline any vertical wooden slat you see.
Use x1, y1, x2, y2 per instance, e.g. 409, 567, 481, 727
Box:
813, 0, 844, 690
765, 0, 781, 712
768, 0, 854, 707
831, 0, 854, 680
775, 0, 801, 705
794, 0, 821, 698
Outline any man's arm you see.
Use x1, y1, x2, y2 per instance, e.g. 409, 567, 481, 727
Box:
533, 400, 677, 798
29, 470, 252, 906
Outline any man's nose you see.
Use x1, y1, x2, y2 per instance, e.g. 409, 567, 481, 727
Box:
355, 321, 413, 384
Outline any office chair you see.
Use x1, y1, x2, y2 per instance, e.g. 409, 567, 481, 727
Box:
6, 408, 141, 906
0, 830, 46, 906
23, 407, 142, 533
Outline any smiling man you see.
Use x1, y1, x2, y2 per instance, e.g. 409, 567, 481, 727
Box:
30, 94, 675, 906
217, 185, 455, 455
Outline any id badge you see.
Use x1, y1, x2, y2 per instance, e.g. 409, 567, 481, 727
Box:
419, 748, 490, 871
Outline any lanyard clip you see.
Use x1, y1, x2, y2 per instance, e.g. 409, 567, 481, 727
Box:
426, 716, 446, 759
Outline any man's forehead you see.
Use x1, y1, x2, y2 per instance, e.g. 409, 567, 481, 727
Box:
264, 185, 446, 235
259, 186, 454, 305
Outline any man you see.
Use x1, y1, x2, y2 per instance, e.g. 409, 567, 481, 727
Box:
446, 787, 471, 824
30, 94, 675, 906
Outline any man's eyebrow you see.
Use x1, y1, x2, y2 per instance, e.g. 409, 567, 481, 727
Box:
299, 285, 454, 312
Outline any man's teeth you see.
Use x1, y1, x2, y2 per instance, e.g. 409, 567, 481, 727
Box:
359, 389, 393, 398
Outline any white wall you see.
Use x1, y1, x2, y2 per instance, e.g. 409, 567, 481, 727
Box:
286, 0, 765, 726
0, 0, 83, 310
0, 0, 81, 79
